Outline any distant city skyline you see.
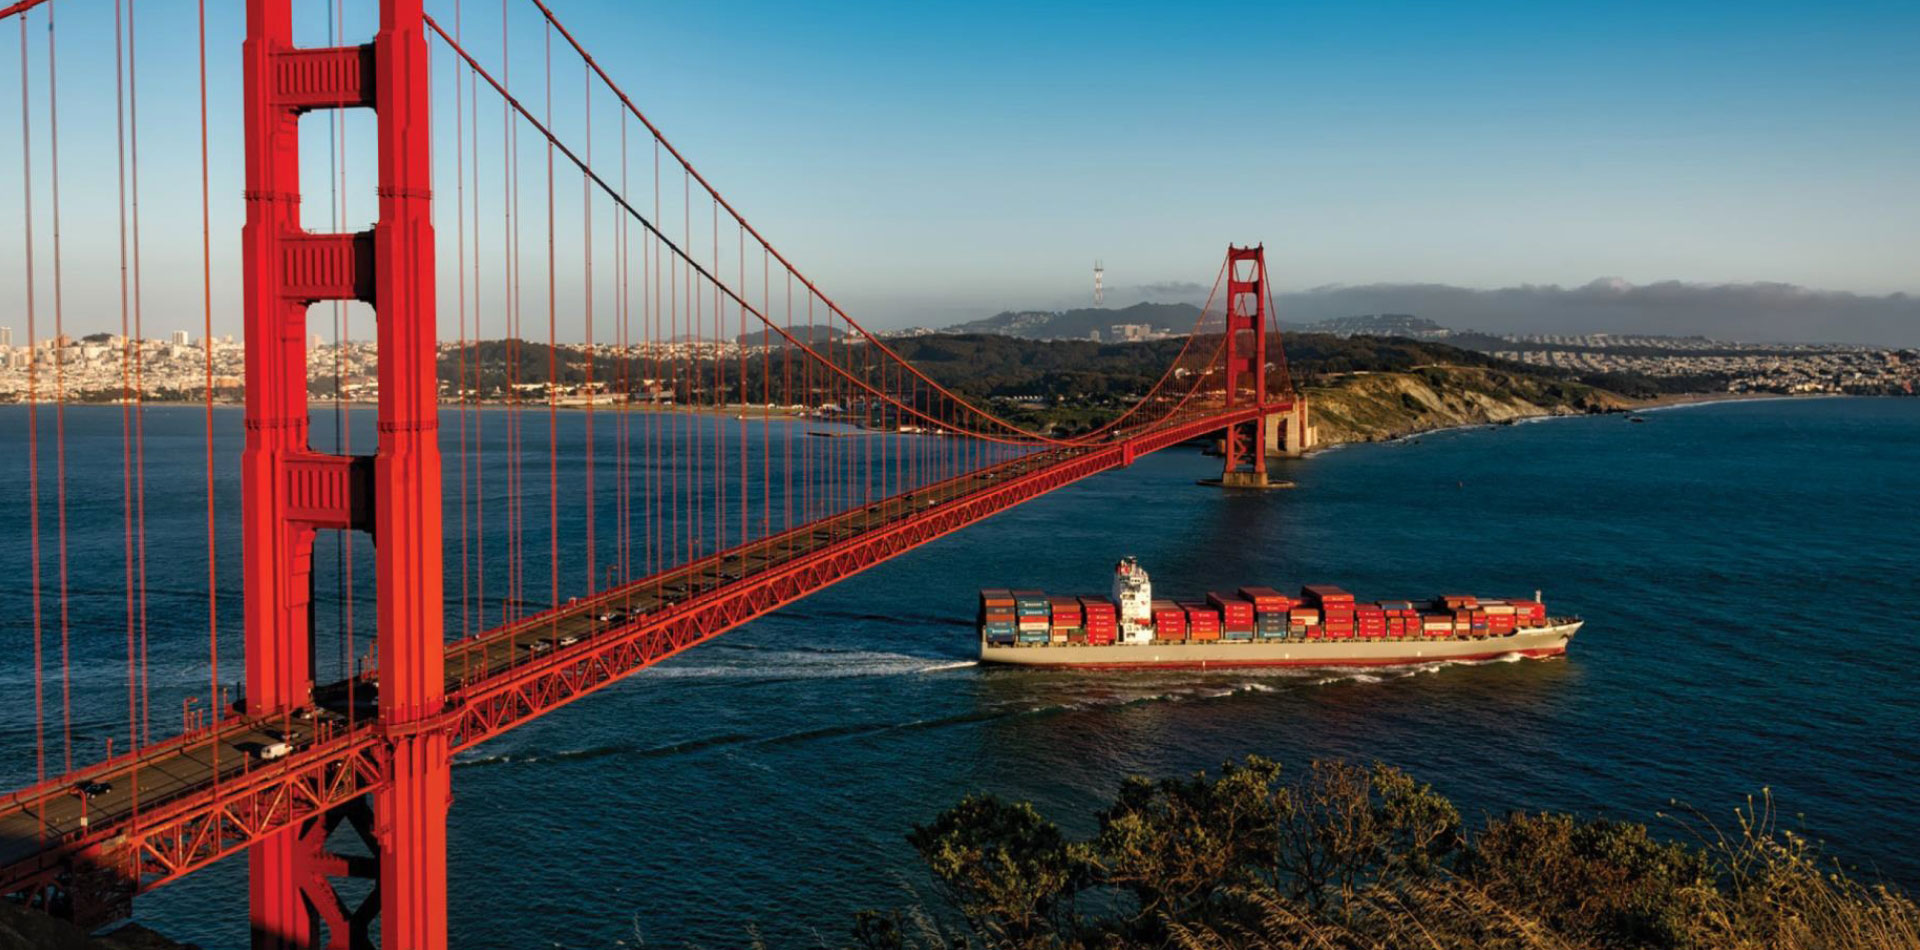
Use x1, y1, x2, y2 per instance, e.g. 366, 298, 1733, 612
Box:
2, 1, 1914, 343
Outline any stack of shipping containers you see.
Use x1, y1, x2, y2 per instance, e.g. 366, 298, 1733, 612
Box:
1239, 586, 1295, 639
1048, 596, 1083, 644
979, 590, 1016, 645
1355, 602, 1386, 639
1288, 603, 1320, 639
1151, 600, 1187, 640
1179, 602, 1222, 642
1378, 601, 1413, 639
1304, 586, 1357, 640
1207, 592, 1256, 641
1080, 597, 1118, 645
1014, 590, 1051, 643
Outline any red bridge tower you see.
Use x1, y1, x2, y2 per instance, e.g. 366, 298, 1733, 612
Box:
1218, 244, 1283, 487
242, 1, 445, 947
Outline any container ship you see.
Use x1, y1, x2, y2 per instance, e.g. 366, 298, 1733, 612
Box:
978, 557, 1580, 669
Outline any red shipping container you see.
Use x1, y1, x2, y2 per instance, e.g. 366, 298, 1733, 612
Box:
1206, 592, 1256, 625
1301, 584, 1355, 605
1189, 627, 1222, 642
1180, 602, 1220, 622
1154, 612, 1186, 638
1237, 586, 1294, 612
1304, 624, 1325, 640
1079, 596, 1118, 617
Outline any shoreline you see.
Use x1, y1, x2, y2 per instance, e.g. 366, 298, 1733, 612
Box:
1301, 390, 1848, 456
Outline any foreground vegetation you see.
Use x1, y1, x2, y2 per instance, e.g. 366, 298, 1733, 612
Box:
848, 757, 1916, 950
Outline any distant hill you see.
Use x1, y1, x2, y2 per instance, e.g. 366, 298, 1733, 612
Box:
1271, 279, 1920, 348
736, 325, 849, 347
1297, 313, 1451, 338
941, 302, 1203, 341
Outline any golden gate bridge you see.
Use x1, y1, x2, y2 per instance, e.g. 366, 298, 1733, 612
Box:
0, 1, 1293, 946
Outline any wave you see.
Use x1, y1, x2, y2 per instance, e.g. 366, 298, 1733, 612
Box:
644, 648, 974, 682
915, 660, 978, 674
452, 731, 760, 770
1637, 394, 1819, 415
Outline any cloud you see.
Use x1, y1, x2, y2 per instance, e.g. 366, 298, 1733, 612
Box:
1272, 280, 1920, 347
1133, 281, 1208, 299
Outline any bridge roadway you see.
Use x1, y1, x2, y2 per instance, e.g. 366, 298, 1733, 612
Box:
0, 404, 1268, 905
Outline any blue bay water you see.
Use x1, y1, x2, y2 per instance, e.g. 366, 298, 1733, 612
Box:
1, 397, 1917, 947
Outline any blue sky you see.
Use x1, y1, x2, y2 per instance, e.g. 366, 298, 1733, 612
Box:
1, 0, 1915, 339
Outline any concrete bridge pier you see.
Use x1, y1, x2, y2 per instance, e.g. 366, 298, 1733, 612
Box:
1264, 395, 1316, 458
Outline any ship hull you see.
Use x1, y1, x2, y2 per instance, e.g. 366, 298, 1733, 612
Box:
979, 620, 1580, 670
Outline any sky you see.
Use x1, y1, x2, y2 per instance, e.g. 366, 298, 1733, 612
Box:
0, 0, 1916, 342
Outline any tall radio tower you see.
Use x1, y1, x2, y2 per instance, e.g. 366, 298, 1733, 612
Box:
1093, 259, 1105, 305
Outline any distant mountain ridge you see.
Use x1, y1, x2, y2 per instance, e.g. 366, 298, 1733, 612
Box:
940, 303, 1463, 343
1269, 279, 1919, 348
1301, 313, 1451, 338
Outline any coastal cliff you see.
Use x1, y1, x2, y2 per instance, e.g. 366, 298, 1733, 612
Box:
1302, 365, 1631, 446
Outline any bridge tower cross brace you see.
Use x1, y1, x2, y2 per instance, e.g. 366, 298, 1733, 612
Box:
242, 2, 446, 949
1220, 244, 1272, 485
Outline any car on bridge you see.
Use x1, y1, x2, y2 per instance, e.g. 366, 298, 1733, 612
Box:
71, 780, 112, 800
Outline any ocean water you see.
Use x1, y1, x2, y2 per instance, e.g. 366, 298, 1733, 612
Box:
1, 397, 1917, 948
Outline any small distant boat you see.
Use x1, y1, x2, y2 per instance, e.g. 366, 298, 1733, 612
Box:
1627, 415, 1646, 423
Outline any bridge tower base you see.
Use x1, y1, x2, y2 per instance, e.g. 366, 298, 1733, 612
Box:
242, 1, 445, 948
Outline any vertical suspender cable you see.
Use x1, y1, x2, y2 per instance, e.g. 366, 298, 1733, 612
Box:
544, 21, 558, 624
739, 224, 747, 547
455, 0, 471, 641
684, 170, 694, 560
470, 12, 485, 639
583, 60, 597, 594
506, 0, 523, 621
128, 0, 151, 746
196, 0, 217, 778
19, 8, 45, 802
48, 0, 72, 774
112, 0, 139, 767
762, 245, 770, 540
713, 200, 723, 554
651, 136, 661, 576
619, 109, 631, 584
